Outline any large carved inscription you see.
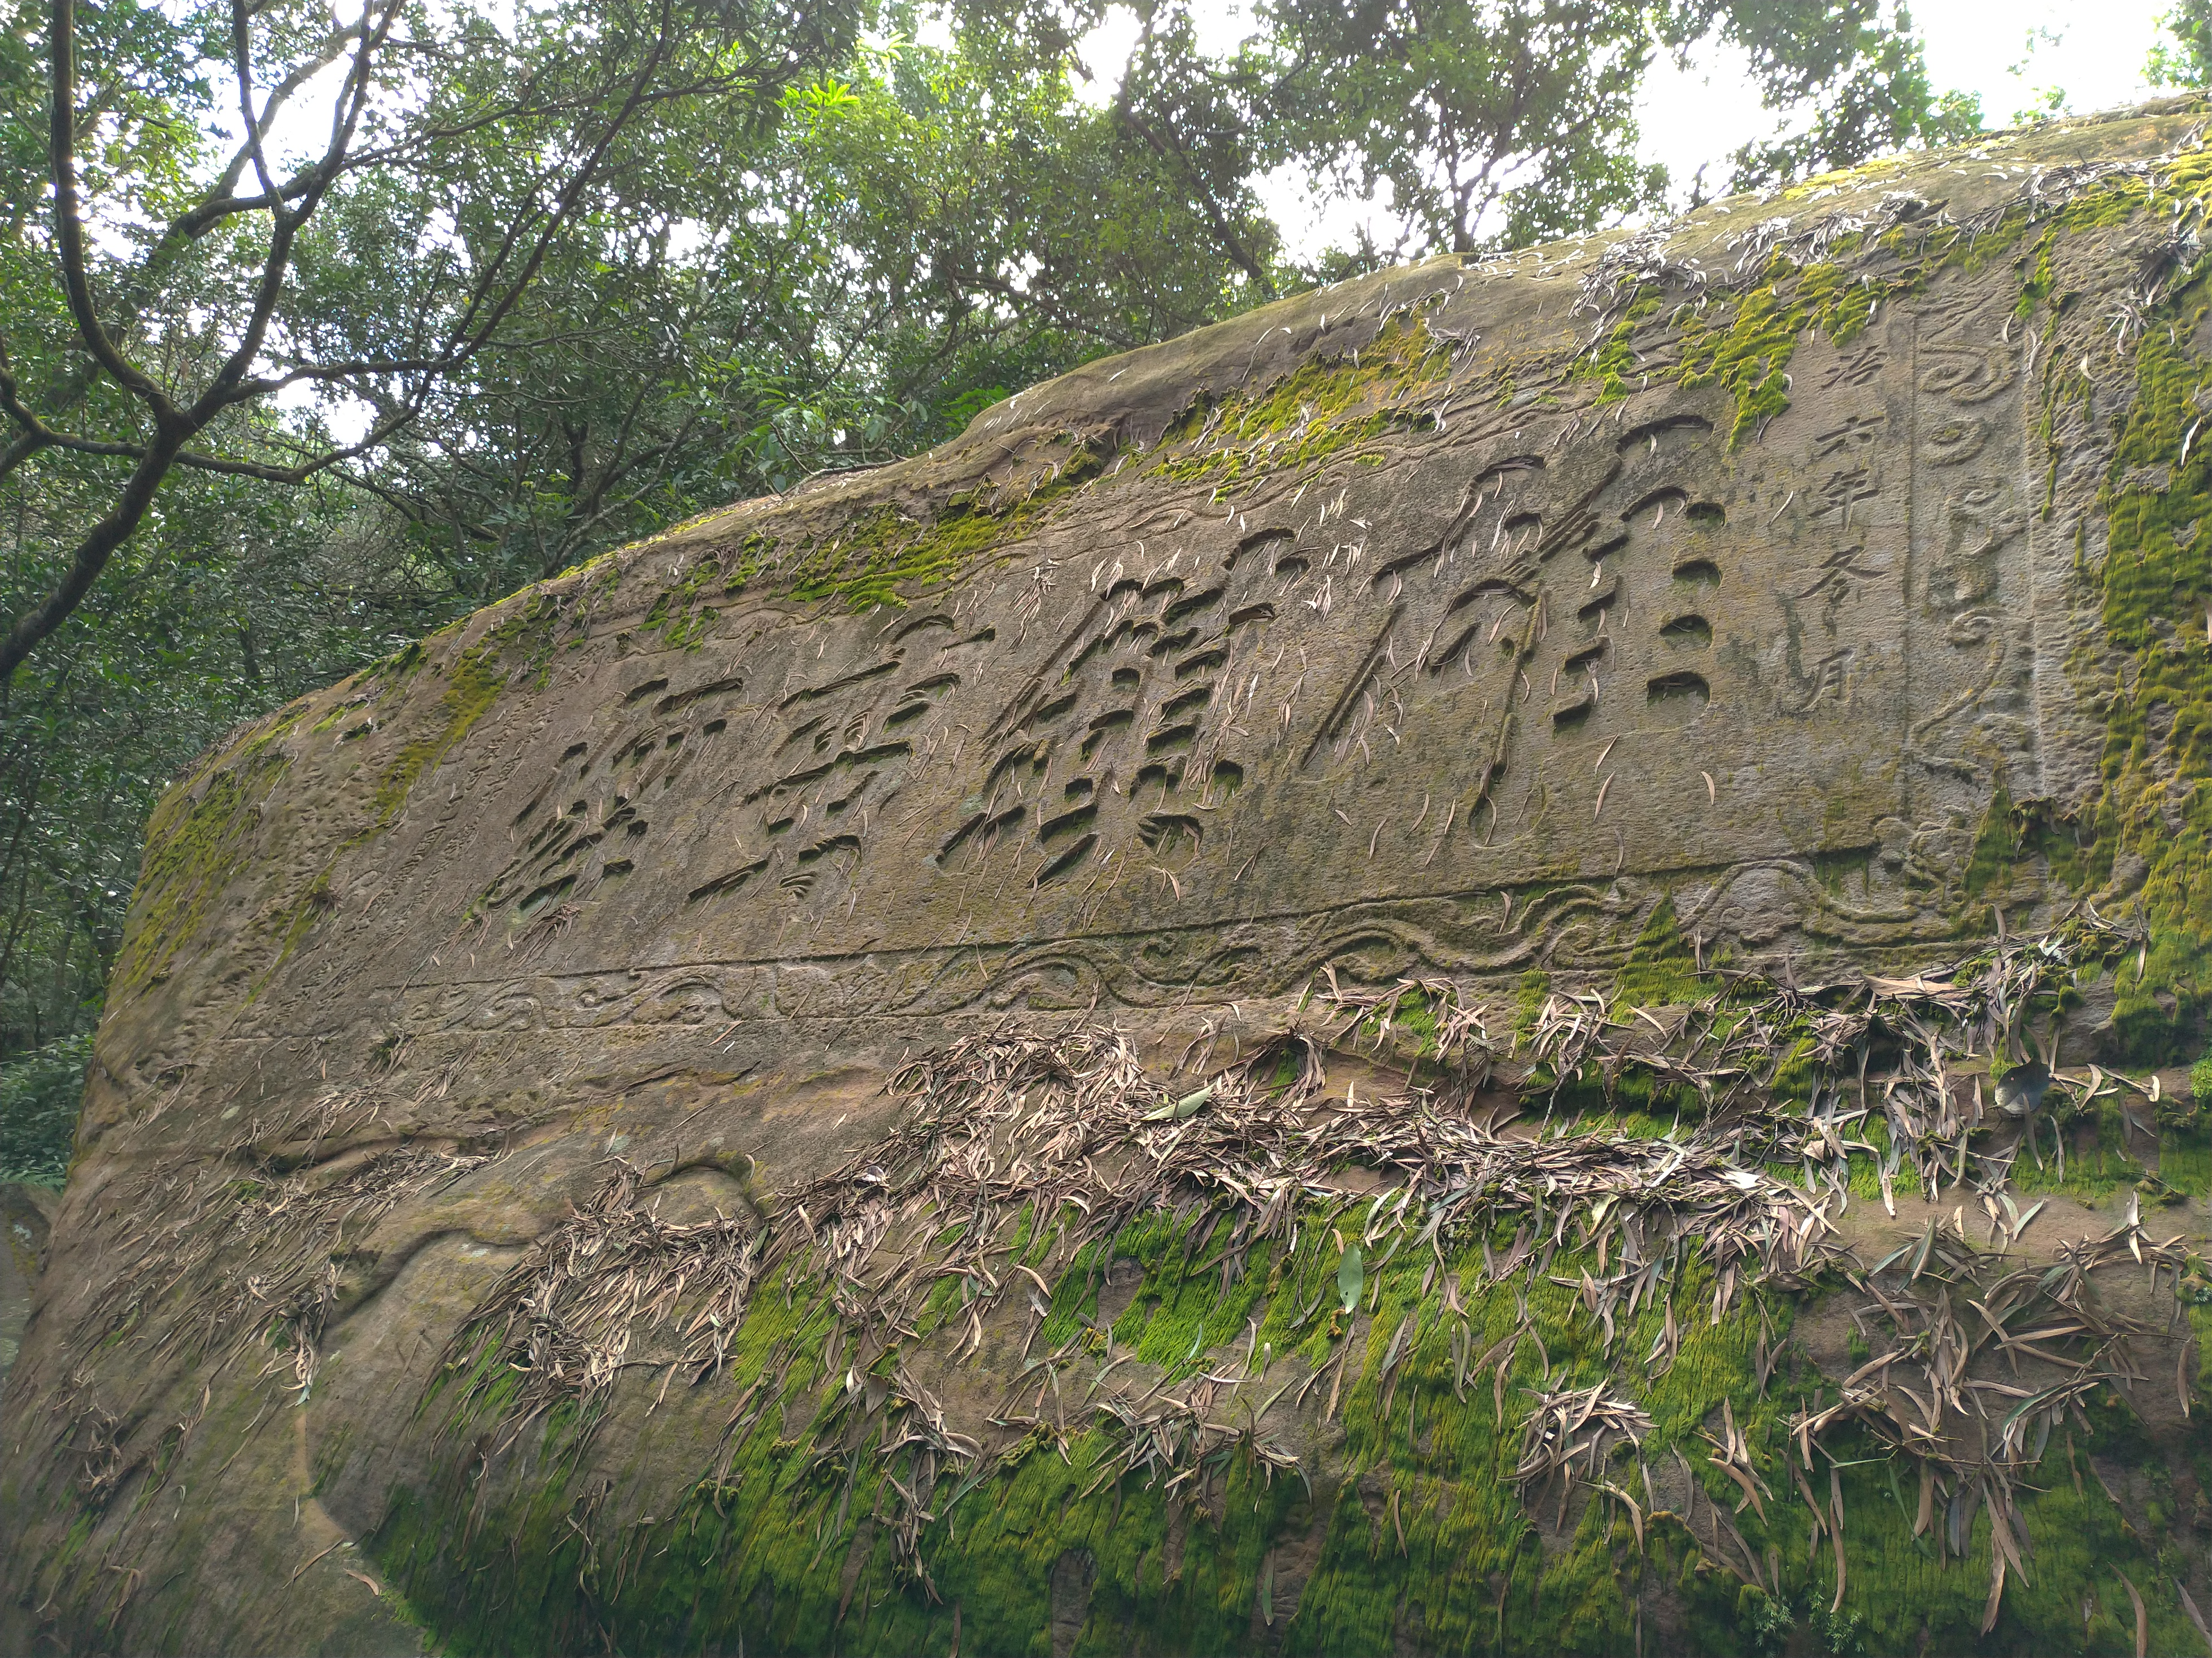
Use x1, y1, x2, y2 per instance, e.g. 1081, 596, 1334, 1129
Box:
345, 273, 2043, 1031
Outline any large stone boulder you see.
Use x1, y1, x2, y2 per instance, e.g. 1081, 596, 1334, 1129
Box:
6, 102, 2212, 1656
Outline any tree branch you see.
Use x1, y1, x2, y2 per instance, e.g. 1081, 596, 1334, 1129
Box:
0, 438, 182, 682
47, 0, 177, 420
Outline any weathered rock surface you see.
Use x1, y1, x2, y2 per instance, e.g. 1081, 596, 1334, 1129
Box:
6, 104, 2212, 1655
0, 1183, 55, 1387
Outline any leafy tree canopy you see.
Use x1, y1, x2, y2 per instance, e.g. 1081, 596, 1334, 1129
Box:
2152, 0, 2212, 88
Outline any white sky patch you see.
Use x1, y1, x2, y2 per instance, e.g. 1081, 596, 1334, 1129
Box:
665, 217, 719, 260
1637, 0, 2174, 208
1185, 0, 1260, 58
1252, 160, 1401, 268
1634, 35, 1769, 207
271, 375, 374, 445
1070, 2, 1262, 104
912, 6, 955, 50
1070, 5, 1142, 106
1922, 0, 2167, 122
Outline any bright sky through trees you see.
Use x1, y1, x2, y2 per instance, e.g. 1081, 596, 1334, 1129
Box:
1641, 0, 2171, 198
1048, 0, 2180, 262
258, 3, 2179, 273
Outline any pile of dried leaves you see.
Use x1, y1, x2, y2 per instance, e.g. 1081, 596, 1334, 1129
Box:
431, 913, 2201, 1616
1787, 1195, 2205, 1633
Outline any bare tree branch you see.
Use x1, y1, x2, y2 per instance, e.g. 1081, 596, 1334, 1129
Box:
3, 0, 790, 682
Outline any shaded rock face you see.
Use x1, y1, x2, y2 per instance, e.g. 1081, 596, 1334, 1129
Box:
0, 1184, 56, 1386
7, 106, 2212, 1657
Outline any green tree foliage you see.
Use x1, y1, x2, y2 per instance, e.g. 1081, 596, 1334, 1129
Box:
1091, 0, 1980, 267
2151, 0, 2212, 88
0, 0, 866, 680
369, 21, 1285, 598
1711, 2, 1983, 193
1253, 0, 1667, 256
0, 1030, 89, 1184
0, 0, 1975, 1163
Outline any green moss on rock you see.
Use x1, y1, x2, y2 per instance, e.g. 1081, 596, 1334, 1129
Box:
116, 726, 294, 994
2049, 282, 2212, 1063
1148, 315, 1453, 492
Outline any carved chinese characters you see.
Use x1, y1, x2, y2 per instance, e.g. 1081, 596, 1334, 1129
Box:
375, 278, 2038, 1034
